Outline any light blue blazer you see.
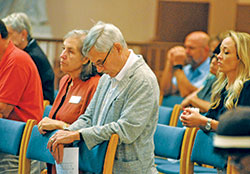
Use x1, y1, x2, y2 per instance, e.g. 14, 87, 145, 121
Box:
69, 55, 159, 174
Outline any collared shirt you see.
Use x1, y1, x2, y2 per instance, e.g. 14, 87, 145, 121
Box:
68, 49, 160, 173
0, 41, 43, 122
49, 74, 100, 124
115, 49, 139, 81
172, 57, 210, 88
97, 49, 139, 125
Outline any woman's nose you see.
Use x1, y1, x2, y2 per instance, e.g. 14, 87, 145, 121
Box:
60, 50, 66, 59
217, 53, 222, 60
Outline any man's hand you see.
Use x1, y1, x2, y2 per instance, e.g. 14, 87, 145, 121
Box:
168, 46, 187, 66
181, 91, 198, 108
51, 144, 64, 164
0, 102, 14, 118
47, 130, 80, 163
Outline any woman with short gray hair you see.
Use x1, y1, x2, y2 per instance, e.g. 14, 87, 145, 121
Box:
38, 29, 100, 133
38, 29, 100, 173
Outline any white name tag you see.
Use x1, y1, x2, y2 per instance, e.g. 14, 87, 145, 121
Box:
69, 96, 81, 104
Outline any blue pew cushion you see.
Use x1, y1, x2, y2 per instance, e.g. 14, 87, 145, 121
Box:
156, 162, 180, 174
158, 106, 173, 125
191, 130, 227, 169
43, 105, 52, 118
162, 95, 184, 107
27, 126, 109, 173
0, 118, 26, 155
154, 124, 185, 159
26, 126, 57, 164
73, 140, 108, 173
193, 165, 217, 173
156, 160, 218, 174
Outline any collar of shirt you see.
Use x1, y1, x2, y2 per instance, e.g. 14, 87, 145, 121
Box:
114, 49, 139, 82
173, 56, 211, 88
193, 57, 210, 74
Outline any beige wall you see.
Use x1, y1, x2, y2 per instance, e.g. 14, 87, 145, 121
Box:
208, 0, 237, 36
46, 0, 250, 42
46, 0, 157, 42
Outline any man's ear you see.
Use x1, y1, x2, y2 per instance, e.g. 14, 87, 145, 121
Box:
205, 45, 210, 53
113, 42, 122, 55
21, 29, 28, 40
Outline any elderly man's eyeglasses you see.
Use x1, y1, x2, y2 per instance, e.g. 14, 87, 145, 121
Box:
94, 46, 113, 67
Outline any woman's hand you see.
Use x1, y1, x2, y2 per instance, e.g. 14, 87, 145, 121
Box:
179, 107, 207, 127
38, 117, 65, 134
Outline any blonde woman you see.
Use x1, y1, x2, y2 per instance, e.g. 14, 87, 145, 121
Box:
180, 31, 250, 132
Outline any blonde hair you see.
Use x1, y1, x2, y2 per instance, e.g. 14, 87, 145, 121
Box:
211, 31, 250, 110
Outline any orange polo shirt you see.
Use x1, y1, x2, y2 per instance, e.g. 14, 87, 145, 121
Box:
0, 41, 43, 122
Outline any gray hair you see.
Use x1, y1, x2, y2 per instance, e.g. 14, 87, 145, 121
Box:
63, 29, 100, 81
64, 30, 88, 57
2, 12, 32, 37
82, 21, 127, 56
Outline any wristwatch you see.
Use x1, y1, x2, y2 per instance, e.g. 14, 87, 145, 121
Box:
205, 118, 212, 132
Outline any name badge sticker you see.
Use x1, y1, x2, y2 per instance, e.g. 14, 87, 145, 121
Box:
69, 96, 81, 104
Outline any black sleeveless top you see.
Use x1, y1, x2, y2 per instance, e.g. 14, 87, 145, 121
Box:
206, 80, 250, 120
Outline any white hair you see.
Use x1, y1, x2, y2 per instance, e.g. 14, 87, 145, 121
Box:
82, 21, 127, 56
3, 12, 32, 36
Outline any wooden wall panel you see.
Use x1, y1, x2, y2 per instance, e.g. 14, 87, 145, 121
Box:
156, 1, 209, 42
236, 4, 250, 33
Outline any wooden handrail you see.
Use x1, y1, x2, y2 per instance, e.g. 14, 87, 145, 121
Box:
35, 37, 63, 42
180, 127, 199, 174
18, 119, 37, 174
169, 104, 182, 127
103, 134, 119, 174
35, 37, 182, 89
35, 37, 181, 45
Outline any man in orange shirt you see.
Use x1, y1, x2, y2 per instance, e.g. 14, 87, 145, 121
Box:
0, 19, 44, 173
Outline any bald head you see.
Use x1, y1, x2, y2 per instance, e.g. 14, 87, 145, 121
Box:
185, 31, 210, 48
184, 31, 210, 68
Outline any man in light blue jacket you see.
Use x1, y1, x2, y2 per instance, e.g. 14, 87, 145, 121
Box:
48, 21, 159, 174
